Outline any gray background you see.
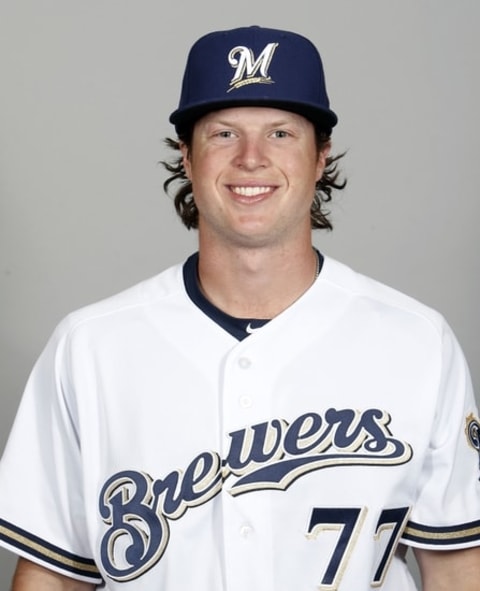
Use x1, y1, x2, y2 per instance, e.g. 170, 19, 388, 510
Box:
1, 0, 479, 587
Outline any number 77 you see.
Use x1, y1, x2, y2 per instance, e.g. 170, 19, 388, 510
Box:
307, 506, 410, 589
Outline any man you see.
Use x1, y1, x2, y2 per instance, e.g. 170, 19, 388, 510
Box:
1, 25, 480, 591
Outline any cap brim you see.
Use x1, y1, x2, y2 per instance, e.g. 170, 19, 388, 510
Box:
170, 98, 338, 133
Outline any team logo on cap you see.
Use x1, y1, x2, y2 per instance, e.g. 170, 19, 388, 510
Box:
228, 42, 278, 92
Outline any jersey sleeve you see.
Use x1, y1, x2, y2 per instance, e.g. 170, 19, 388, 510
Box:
401, 319, 480, 550
0, 320, 103, 584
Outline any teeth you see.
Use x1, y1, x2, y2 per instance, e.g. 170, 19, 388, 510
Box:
231, 186, 271, 196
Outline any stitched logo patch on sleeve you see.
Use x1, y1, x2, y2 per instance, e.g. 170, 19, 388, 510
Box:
465, 413, 480, 477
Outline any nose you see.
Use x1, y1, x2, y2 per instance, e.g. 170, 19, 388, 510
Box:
233, 135, 269, 171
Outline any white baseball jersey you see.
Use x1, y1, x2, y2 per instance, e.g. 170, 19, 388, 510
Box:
1, 252, 479, 590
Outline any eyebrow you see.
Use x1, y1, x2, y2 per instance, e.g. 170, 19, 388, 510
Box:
204, 117, 302, 128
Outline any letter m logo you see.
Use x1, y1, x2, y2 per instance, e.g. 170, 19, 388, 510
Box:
228, 43, 279, 89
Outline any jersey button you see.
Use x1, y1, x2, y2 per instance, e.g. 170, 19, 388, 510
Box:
239, 525, 253, 538
239, 395, 252, 409
238, 357, 252, 369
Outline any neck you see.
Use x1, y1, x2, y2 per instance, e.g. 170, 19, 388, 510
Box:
197, 242, 319, 319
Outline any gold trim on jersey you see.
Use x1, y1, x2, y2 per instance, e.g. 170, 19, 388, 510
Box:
0, 522, 100, 575
403, 522, 480, 541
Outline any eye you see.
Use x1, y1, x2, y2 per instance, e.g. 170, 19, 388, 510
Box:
215, 130, 236, 139
271, 129, 291, 139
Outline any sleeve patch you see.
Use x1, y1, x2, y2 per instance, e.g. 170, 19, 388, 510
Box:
466, 413, 480, 452
0, 518, 102, 582
465, 413, 480, 477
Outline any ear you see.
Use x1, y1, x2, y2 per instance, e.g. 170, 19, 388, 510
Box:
316, 142, 331, 182
180, 141, 192, 180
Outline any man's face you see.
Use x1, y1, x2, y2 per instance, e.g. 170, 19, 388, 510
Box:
181, 106, 329, 250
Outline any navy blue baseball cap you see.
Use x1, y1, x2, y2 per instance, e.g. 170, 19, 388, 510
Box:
169, 26, 338, 133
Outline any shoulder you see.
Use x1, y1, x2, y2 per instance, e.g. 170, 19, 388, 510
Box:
319, 256, 447, 335
52, 260, 188, 343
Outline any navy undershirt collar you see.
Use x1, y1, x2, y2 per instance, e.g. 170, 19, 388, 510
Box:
183, 250, 324, 341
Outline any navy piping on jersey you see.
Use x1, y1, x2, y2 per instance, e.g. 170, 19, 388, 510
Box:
0, 518, 102, 582
183, 250, 324, 341
402, 518, 480, 546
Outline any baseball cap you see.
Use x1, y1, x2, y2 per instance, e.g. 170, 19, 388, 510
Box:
169, 25, 338, 133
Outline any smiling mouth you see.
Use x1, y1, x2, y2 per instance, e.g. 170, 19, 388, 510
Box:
229, 186, 274, 197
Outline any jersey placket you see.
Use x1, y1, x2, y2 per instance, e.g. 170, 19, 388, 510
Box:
219, 339, 275, 591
